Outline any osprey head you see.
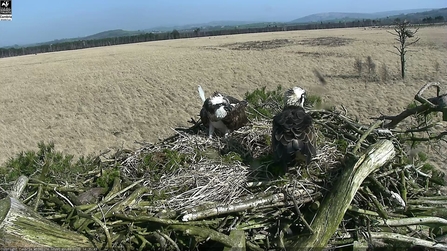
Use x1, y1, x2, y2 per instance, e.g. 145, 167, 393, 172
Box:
204, 93, 231, 119
285, 87, 306, 107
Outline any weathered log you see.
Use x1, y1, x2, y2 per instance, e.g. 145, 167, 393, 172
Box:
9, 175, 28, 199
0, 196, 94, 248
287, 139, 396, 250
377, 216, 447, 227
370, 232, 447, 250
182, 189, 315, 222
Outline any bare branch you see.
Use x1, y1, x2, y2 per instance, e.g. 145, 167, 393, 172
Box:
415, 82, 441, 107
405, 131, 447, 142
373, 82, 446, 128
407, 37, 421, 47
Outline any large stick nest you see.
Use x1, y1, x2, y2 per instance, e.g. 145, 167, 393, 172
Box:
1, 83, 446, 250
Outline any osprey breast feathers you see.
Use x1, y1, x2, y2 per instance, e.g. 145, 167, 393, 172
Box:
204, 93, 233, 119
198, 86, 249, 138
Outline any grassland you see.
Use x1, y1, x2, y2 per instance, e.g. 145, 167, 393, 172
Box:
0, 26, 446, 167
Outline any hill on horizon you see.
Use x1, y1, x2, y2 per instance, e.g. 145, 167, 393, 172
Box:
3, 7, 445, 49
289, 8, 435, 23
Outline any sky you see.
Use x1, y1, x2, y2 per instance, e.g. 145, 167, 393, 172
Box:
0, 0, 445, 47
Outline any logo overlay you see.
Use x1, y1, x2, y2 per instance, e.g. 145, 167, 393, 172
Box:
0, 0, 12, 21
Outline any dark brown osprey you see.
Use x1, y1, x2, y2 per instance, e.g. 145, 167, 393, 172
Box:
272, 87, 317, 171
198, 85, 249, 139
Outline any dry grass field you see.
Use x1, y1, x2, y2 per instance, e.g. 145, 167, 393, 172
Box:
0, 26, 446, 167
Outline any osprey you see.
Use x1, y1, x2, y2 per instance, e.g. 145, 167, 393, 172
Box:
198, 85, 249, 139
272, 87, 317, 172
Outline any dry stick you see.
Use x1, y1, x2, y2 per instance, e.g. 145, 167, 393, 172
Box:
169, 224, 234, 247
85, 179, 144, 214
377, 216, 447, 227
414, 82, 441, 108
367, 176, 392, 197
152, 232, 167, 250
90, 214, 112, 250
353, 120, 384, 155
246, 241, 264, 251
182, 193, 284, 221
22, 191, 37, 204
286, 191, 314, 235
136, 234, 150, 251
400, 170, 407, 204
347, 205, 379, 217
157, 230, 181, 251
33, 184, 43, 212
287, 139, 395, 250
376, 82, 447, 128
364, 186, 388, 219
113, 214, 219, 226
369, 232, 447, 250
74, 186, 149, 231
408, 199, 447, 205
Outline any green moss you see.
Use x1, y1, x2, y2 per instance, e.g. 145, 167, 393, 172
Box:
417, 152, 428, 162
264, 134, 272, 146
421, 163, 435, 173
222, 152, 244, 163
335, 139, 349, 153
163, 149, 187, 170
407, 101, 418, 110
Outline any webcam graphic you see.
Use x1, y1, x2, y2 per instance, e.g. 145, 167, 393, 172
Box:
0, 0, 12, 21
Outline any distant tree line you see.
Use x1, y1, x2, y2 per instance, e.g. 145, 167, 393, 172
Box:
0, 15, 445, 58
422, 15, 445, 23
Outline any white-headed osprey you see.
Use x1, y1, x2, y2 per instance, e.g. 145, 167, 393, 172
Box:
198, 85, 249, 139
272, 87, 317, 172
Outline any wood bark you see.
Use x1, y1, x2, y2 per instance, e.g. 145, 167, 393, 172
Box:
287, 139, 395, 250
0, 196, 94, 248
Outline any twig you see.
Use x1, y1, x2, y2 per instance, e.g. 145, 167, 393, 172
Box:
415, 82, 441, 108
91, 214, 112, 250
347, 205, 379, 217
54, 187, 74, 208
157, 230, 181, 251
364, 186, 388, 219
286, 190, 314, 234
33, 184, 43, 212
353, 120, 383, 154
169, 224, 234, 247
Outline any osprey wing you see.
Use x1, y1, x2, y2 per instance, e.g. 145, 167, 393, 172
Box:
200, 106, 210, 128
224, 95, 242, 105
221, 100, 249, 131
272, 106, 316, 165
